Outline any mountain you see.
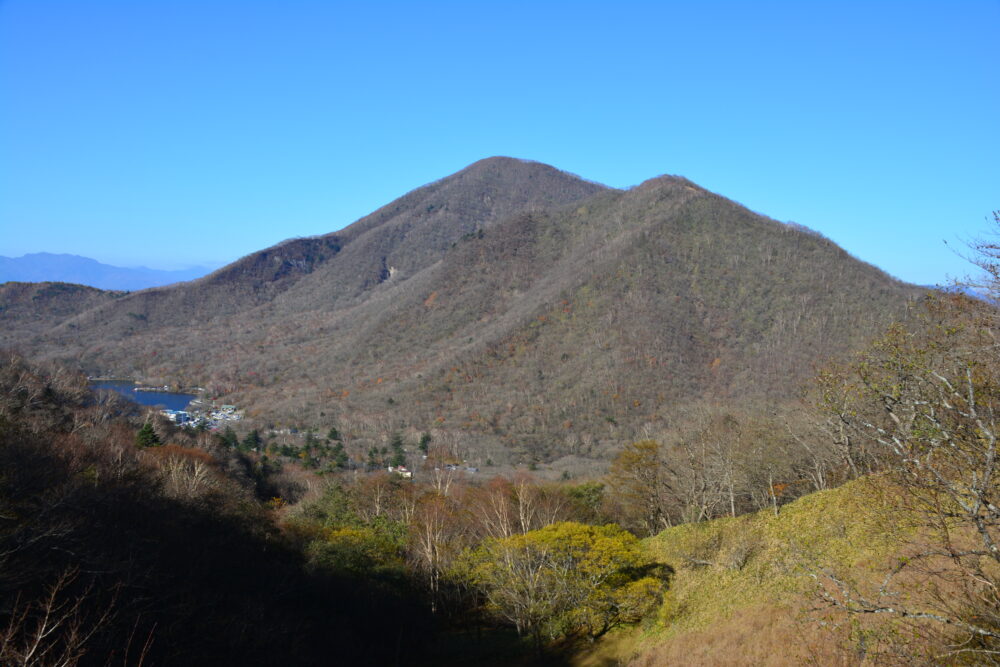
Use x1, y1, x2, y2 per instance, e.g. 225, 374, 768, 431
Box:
0, 157, 924, 468
0, 253, 214, 290
1, 158, 607, 331
0, 281, 127, 352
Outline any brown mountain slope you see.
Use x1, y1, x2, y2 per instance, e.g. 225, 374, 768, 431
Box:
0, 282, 125, 350
1, 160, 922, 467
198, 156, 609, 314
12, 156, 606, 344
206, 174, 920, 463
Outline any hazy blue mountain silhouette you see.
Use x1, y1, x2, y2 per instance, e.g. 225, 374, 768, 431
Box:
0, 253, 215, 290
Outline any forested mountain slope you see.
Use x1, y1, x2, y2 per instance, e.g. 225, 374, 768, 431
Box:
0, 157, 605, 342
0, 281, 126, 349
1, 159, 922, 466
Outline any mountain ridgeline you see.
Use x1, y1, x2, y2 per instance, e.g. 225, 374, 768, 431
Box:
0, 157, 922, 467
0, 253, 214, 290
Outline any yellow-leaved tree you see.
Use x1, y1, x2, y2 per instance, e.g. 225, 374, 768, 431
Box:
455, 521, 668, 651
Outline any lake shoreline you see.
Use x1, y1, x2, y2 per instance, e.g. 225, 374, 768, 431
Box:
90, 380, 198, 412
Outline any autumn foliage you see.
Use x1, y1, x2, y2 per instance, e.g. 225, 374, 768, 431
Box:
459, 522, 667, 646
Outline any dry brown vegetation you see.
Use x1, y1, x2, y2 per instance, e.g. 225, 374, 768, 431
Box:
4, 240, 999, 665
0, 352, 439, 666
596, 235, 1000, 665
2, 154, 995, 667
627, 605, 851, 666
0, 158, 922, 472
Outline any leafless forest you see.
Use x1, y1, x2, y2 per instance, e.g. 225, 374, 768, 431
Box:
6, 159, 990, 665
1, 158, 921, 473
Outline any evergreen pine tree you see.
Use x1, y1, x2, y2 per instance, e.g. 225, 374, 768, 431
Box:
241, 429, 262, 452
389, 433, 406, 467
332, 441, 348, 468
217, 426, 238, 449
136, 422, 161, 448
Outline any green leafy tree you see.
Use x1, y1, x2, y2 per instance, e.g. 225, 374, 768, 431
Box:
306, 526, 406, 577
135, 422, 161, 448
216, 426, 238, 449
564, 482, 607, 524
295, 485, 408, 577
241, 429, 262, 452
331, 441, 348, 468
389, 434, 406, 468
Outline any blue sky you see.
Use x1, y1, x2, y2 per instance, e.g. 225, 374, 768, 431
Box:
1, 1, 997, 284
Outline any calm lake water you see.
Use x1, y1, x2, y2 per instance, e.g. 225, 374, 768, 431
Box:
90, 381, 196, 411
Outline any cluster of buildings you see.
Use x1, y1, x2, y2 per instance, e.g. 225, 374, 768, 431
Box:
160, 409, 194, 425
158, 403, 243, 430
206, 404, 242, 423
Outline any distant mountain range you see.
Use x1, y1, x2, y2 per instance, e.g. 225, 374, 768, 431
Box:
0, 253, 214, 290
0, 157, 927, 468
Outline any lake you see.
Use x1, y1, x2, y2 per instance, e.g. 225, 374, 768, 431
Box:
90, 381, 197, 411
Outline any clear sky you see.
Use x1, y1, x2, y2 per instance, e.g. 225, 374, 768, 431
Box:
1, 1, 997, 284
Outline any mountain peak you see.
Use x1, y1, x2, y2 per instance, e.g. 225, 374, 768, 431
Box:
463, 155, 535, 168
2, 160, 922, 471
451, 156, 610, 191
633, 173, 703, 192
461, 155, 558, 172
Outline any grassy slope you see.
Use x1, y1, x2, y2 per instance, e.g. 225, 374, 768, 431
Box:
576, 478, 911, 666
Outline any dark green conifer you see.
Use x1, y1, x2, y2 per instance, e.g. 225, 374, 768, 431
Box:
136, 422, 160, 448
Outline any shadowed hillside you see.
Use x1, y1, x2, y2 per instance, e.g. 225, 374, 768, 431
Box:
0, 353, 437, 666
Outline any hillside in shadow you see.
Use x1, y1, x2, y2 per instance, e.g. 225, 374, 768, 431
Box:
0, 353, 436, 666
